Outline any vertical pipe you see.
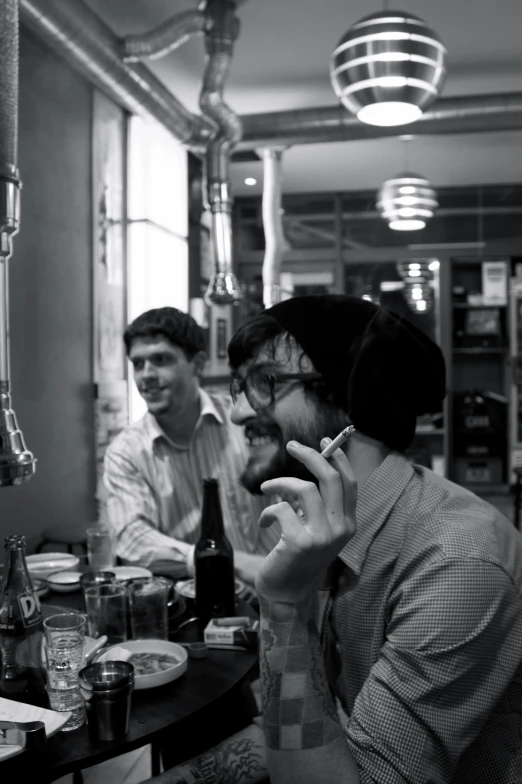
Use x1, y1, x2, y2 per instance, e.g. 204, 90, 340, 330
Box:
262, 148, 285, 308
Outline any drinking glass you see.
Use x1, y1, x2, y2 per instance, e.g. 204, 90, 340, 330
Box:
43, 613, 86, 731
80, 570, 116, 600
86, 525, 115, 571
85, 584, 128, 645
128, 578, 169, 640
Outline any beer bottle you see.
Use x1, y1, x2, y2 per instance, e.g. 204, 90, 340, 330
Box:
0, 535, 49, 708
195, 478, 235, 630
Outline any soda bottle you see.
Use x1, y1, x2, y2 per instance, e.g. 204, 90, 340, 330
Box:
0, 535, 49, 708
195, 478, 235, 630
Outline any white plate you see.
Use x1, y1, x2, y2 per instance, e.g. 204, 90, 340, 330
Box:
0, 697, 71, 762
175, 577, 245, 600
46, 570, 81, 593
26, 553, 80, 580
110, 566, 152, 582
97, 640, 188, 690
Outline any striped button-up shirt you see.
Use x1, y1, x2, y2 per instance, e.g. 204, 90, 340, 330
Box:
317, 453, 522, 784
103, 389, 279, 569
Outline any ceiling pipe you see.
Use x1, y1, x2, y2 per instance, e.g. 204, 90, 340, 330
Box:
0, 0, 37, 486
262, 148, 286, 309
19, 0, 213, 149
237, 92, 522, 150
122, 9, 207, 62
199, 0, 243, 306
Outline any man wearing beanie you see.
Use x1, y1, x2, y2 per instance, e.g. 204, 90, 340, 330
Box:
147, 295, 522, 784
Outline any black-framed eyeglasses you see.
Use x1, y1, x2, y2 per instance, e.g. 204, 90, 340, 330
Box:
230, 368, 323, 411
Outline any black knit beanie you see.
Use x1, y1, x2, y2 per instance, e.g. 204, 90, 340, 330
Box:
266, 294, 446, 451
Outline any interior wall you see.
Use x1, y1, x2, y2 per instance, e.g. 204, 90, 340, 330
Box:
0, 29, 97, 548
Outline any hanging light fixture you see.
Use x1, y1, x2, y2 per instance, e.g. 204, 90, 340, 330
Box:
377, 174, 438, 231
397, 259, 436, 313
330, 10, 446, 127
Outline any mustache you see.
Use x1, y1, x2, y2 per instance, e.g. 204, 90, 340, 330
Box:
244, 419, 281, 441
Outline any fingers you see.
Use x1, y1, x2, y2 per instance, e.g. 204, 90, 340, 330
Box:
286, 440, 345, 527
320, 437, 358, 536
258, 501, 307, 543
260, 477, 325, 523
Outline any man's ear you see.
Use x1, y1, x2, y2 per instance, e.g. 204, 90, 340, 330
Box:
192, 351, 207, 377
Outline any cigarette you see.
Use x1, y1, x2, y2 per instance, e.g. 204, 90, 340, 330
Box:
214, 616, 251, 627
320, 425, 356, 459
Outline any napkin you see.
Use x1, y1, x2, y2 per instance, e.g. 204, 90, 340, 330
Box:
97, 646, 132, 663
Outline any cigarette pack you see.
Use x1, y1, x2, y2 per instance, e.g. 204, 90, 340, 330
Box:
204, 619, 259, 650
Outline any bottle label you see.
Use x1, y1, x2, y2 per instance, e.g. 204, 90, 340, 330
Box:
17, 591, 43, 628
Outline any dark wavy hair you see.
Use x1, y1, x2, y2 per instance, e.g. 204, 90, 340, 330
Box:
123, 307, 205, 360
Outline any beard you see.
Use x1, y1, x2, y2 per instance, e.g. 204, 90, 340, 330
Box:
240, 401, 348, 495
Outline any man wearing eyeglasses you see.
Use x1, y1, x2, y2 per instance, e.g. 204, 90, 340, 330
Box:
148, 294, 522, 784
103, 306, 280, 584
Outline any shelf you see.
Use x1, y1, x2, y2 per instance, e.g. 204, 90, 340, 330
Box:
452, 303, 507, 309
453, 347, 508, 354
415, 427, 445, 435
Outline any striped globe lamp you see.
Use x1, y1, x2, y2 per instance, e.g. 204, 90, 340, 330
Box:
377, 174, 438, 231
330, 10, 446, 126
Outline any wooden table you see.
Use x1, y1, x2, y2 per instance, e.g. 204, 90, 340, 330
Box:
2, 588, 258, 782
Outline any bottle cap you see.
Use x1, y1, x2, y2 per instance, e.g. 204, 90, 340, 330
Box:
4, 534, 26, 548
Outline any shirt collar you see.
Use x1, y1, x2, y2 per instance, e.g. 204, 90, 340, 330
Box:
338, 452, 414, 575
142, 387, 224, 446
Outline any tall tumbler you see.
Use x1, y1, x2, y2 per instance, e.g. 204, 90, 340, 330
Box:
128, 578, 169, 640
84, 584, 127, 645
86, 526, 115, 571
79, 661, 134, 741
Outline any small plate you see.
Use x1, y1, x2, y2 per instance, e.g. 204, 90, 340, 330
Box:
0, 697, 71, 762
26, 553, 80, 580
175, 577, 245, 600
46, 570, 81, 593
110, 566, 152, 582
97, 639, 188, 690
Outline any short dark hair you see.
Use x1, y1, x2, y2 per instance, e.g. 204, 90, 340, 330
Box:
124, 307, 205, 360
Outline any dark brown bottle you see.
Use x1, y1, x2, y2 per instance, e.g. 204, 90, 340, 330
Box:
195, 478, 235, 630
0, 535, 49, 708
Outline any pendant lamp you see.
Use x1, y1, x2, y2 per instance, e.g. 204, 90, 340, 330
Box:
330, 10, 446, 127
377, 174, 438, 231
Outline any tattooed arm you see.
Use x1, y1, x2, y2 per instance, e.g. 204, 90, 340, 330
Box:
144, 723, 267, 784
260, 597, 360, 784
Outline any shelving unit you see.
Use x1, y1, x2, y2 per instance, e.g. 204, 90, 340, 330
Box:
447, 258, 511, 493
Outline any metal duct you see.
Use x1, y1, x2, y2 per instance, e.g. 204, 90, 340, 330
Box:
0, 0, 36, 485
237, 92, 522, 150
19, 0, 213, 149
199, 0, 243, 306
122, 10, 207, 62
262, 149, 286, 309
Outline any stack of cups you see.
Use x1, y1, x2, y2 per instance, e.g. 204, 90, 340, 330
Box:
79, 661, 134, 741
43, 614, 86, 732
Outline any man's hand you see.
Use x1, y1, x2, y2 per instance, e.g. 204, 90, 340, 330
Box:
255, 438, 357, 606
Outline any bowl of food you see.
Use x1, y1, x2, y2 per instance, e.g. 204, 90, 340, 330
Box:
46, 570, 81, 593
96, 639, 188, 690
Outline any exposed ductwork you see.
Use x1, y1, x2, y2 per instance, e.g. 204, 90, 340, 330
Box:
19, 0, 213, 149
262, 149, 286, 309
198, 0, 243, 306
0, 0, 37, 485
122, 10, 207, 63
238, 92, 522, 150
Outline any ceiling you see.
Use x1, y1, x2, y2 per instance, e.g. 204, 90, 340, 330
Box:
87, 0, 522, 197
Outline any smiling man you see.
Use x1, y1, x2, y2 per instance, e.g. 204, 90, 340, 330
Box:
103, 307, 279, 581
146, 295, 522, 784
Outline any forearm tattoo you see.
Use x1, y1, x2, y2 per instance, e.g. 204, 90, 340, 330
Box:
259, 597, 340, 751
163, 737, 264, 784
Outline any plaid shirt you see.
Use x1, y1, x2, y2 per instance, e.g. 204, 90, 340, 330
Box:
317, 453, 522, 784
103, 389, 278, 568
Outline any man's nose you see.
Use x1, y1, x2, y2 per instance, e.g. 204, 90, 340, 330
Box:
142, 360, 157, 379
230, 392, 257, 425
